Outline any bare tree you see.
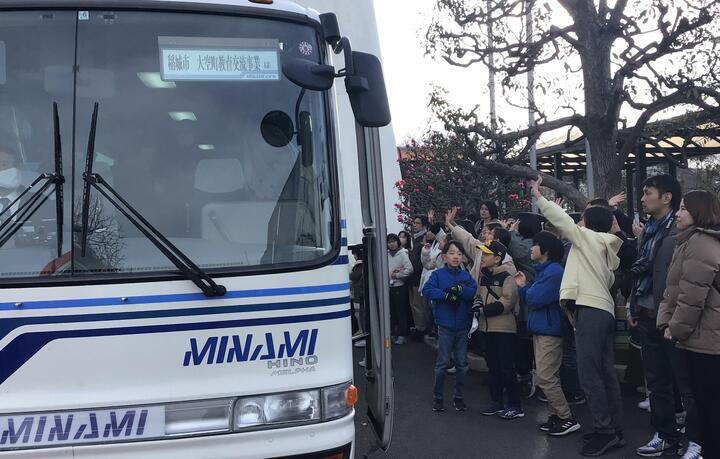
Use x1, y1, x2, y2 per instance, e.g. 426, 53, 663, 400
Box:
426, 0, 720, 204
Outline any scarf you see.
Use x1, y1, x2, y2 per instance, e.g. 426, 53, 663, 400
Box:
634, 211, 675, 297
414, 228, 427, 240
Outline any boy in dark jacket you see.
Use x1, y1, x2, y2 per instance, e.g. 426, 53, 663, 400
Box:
516, 231, 581, 436
422, 240, 477, 412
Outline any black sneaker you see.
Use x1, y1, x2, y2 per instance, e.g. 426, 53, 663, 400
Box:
480, 402, 504, 416
581, 433, 620, 457
539, 415, 560, 432
432, 399, 444, 412
582, 431, 625, 447
453, 398, 467, 411
548, 418, 581, 436
566, 393, 587, 405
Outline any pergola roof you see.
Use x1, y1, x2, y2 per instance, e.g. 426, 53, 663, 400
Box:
533, 110, 720, 175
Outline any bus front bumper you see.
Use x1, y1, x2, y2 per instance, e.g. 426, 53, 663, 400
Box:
1, 411, 354, 459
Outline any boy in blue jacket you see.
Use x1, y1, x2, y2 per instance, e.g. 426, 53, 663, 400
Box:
515, 231, 581, 436
422, 240, 477, 412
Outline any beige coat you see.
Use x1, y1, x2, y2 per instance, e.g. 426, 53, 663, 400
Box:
657, 227, 720, 355
537, 197, 622, 316
477, 263, 519, 334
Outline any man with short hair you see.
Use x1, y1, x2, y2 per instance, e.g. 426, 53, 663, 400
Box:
629, 175, 700, 458
408, 215, 430, 338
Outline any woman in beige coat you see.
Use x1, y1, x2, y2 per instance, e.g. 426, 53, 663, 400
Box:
657, 190, 720, 459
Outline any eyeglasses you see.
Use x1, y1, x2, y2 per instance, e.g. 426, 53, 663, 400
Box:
413, 220, 422, 225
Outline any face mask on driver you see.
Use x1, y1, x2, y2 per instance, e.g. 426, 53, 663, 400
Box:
0, 168, 21, 189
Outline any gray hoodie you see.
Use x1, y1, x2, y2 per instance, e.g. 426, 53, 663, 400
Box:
388, 248, 413, 287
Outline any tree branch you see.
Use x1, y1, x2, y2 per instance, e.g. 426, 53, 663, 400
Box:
467, 149, 588, 208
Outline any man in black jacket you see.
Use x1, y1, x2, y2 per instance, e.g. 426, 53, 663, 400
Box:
408, 215, 429, 339
628, 175, 700, 457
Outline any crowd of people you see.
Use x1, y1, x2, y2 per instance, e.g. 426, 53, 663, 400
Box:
349, 174, 720, 458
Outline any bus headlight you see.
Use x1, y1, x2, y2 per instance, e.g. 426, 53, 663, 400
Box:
322, 382, 355, 420
233, 390, 320, 430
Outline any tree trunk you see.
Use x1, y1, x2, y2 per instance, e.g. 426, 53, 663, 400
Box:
586, 131, 623, 199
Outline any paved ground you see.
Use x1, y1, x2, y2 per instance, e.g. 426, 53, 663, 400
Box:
353, 339, 655, 459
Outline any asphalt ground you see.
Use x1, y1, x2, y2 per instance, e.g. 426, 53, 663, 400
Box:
352, 339, 656, 459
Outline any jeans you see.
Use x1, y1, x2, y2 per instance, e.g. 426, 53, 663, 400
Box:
560, 316, 583, 396
389, 285, 410, 337
485, 332, 521, 408
686, 350, 720, 457
574, 306, 623, 434
638, 317, 700, 443
433, 326, 469, 401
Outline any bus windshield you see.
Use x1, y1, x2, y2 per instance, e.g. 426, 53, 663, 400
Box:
0, 9, 334, 280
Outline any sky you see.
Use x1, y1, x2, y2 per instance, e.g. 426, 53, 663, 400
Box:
372, 0, 492, 144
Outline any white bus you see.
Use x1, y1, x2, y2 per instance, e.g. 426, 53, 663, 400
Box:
0, 1, 394, 457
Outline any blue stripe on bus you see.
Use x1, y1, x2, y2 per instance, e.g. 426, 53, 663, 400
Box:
0, 283, 349, 311
0, 296, 350, 343
341, 237, 347, 246
0, 309, 351, 385
332, 255, 349, 266
340, 219, 347, 229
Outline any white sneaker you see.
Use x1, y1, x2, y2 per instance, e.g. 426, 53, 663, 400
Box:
358, 358, 366, 368
682, 441, 702, 459
353, 340, 366, 348
637, 397, 651, 412
636, 432, 683, 457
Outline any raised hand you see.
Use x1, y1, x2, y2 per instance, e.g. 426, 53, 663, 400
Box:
513, 271, 527, 288
427, 209, 435, 222
445, 206, 459, 228
608, 192, 626, 209
554, 197, 566, 208
611, 216, 621, 235
529, 175, 543, 199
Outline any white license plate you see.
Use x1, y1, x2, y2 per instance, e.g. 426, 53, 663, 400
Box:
0, 406, 165, 449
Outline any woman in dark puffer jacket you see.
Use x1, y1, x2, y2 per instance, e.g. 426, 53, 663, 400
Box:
657, 190, 720, 459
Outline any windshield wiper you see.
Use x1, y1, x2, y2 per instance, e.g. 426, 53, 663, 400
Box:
0, 102, 65, 251
53, 101, 64, 258
79, 102, 227, 297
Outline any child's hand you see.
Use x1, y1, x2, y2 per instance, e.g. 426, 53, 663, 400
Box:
514, 272, 527, 288
445, 206, 459, 229
529, 175, 543, 199
608, 192, 626, 208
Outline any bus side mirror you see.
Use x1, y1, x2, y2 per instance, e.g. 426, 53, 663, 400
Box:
345, 51, 391, 128
282, 58, 335, 91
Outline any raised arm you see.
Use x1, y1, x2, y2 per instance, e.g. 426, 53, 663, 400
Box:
446, 207, 483, 261
530, 176, 583, 244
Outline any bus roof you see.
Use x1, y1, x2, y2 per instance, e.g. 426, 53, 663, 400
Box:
0, 0, 321, 23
